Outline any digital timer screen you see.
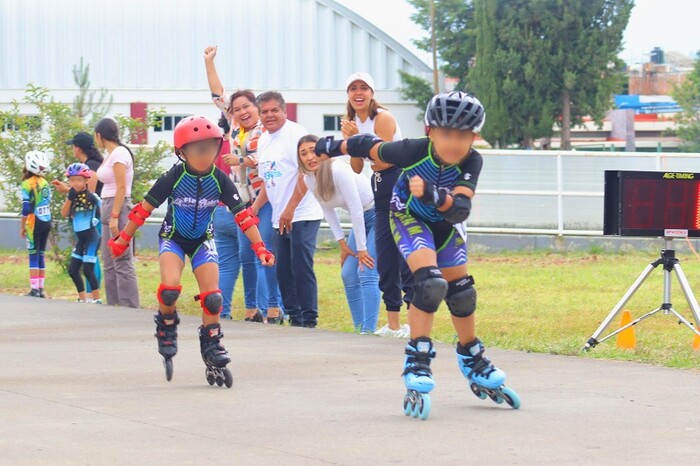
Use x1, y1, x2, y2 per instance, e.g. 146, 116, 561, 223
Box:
604, 171, 700, 238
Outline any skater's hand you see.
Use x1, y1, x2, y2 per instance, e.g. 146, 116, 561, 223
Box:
409, 176, 427, 198
20, 225, 26, 238
252, 242, 275, 266
339, 240, 356, 267
341, 119, 359, 139
204, 45, 217, 62
108, 232, 131, 258
356, 250, 375, 271
51, 179, 70, 194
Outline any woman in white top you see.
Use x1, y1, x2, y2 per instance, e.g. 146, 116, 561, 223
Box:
94, 118, 140, 308
298, 135, 380, 333
341, 72, 413, 338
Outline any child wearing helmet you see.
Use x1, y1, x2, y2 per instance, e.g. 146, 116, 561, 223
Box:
314, 92, 519, 419
107, 115, 275, 387
20, 151, 52, 298
60, 163, 102, 304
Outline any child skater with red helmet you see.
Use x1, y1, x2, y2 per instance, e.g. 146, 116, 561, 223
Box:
108, 115, 274, 387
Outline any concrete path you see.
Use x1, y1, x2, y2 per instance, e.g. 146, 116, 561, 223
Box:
0, 295, 698, 465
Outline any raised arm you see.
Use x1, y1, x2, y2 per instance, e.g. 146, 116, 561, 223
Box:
204, 46, 224, 97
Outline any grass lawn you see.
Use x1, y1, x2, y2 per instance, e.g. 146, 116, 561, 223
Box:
2, 245, 699, 370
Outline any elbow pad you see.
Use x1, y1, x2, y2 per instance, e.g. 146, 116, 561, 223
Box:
442, 194, 472, 224
21, 201, 31, 217
314, 136, 345, 158
346, 134, 383, 159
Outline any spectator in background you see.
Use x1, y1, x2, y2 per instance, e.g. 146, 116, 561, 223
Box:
95, 117, 140, 308
55, 132, 105, 295
204, 45, 283, 323
298, 135, 380, 333
342, 72, 413, 338
252, 92, 323, 327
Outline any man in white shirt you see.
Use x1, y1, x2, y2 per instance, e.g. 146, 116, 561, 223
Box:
252, 92, 323, 327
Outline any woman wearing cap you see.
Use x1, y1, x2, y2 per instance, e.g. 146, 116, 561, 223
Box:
94, 118, 141, 308
56, 132, 105, 196
342, 72, 413, 338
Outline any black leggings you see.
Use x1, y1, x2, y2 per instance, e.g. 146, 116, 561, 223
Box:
69, 259, 98, 293
69, 229, 100, 293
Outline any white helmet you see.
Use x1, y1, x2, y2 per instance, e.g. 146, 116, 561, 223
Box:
25, 150, 50, 176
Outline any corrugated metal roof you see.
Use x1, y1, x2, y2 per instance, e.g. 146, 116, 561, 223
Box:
0, 0, 430, 91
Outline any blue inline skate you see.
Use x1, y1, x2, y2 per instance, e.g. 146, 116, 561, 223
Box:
456, 338, 520, 409
402, 337, 435, 420
199, 324, 233, 388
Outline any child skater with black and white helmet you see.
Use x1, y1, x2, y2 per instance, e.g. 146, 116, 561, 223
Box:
20, 150, 52, 298
108, 115, 275, 388
314, 91, 520, 419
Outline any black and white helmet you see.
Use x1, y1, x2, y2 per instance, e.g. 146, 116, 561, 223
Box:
424, 91, 485, 132
25, 150, 50, 176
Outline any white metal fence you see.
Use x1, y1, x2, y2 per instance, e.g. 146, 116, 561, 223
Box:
2, 149, 699, 237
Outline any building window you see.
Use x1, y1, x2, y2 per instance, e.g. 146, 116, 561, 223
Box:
154, 115, 190, 132
323, 115, 343, 132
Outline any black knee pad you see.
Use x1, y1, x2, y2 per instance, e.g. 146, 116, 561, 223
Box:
158, 284, 182, 306
196, 289, 223, 316
411, 267, 448, 313
445, 275, 477, 318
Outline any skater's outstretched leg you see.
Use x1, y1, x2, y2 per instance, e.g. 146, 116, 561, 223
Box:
442, 264, 506, 388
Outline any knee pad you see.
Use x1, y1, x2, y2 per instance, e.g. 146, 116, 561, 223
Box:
29, 253, 39, 269
157, 283, 182, 306
196, 289, 223, 316
445, 275, 477, 318
411, 267, 448, 313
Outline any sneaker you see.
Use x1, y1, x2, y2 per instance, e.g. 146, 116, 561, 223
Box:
266, 315, 284, 325
374, 323, 411, 338
88, 299, 102, 304
76, 299, 87, 303
25, 289, 41, 298
220, 314, 233, 320
244, 310, 264, 323
38, 288, 47, 298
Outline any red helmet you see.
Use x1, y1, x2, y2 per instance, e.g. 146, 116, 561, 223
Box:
173, 115, 222, 150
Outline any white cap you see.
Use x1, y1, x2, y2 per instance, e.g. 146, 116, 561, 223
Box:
345, 72, 375, 92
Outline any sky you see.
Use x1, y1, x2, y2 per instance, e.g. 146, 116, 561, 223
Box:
336, 0, 700, 66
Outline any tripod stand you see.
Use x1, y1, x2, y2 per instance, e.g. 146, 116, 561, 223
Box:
583, 238, 700, 351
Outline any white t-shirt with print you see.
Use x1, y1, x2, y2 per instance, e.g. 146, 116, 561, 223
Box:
96, 145, 134, 198
257, 120, 323, 228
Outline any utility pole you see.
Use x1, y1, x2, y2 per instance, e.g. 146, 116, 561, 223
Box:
430, 0, 439, 94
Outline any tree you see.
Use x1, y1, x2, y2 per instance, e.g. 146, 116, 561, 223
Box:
0, 66, 169, 269
72, 57, 113, 127
542, 0, 633, 149
398, 0, 476, 118
673, 52, 700, 152
398, 70, 434, 120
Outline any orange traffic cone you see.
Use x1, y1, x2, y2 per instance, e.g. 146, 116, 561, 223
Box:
616, 310, 636, 349
693, 332, 700, 350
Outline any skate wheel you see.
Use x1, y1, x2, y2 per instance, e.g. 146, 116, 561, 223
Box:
417, 394, 431, 420
223, 368, 233, 388
410, 394, 423, 418
470, 383, 487, 400
501, 386, 521, 409
215, 375, 224, 387
206, 369, 215, 386
403, 395, 413, 416
488, 391, 504, 404
164, 358, 173, 382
